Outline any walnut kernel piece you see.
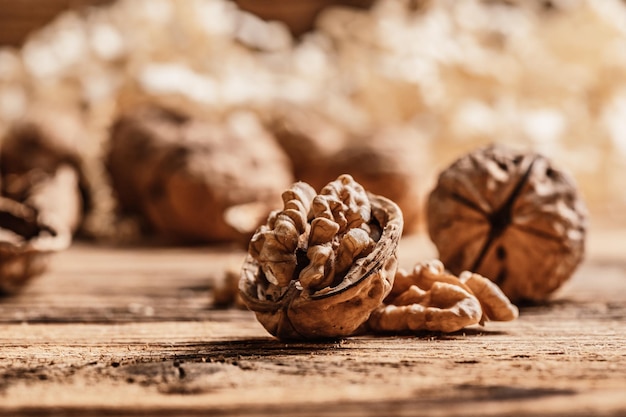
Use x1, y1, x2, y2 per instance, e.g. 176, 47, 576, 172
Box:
367, 260, 518, 333
427, 145, 587, 303
213, 269, 246, 309
239, 175, 403, 340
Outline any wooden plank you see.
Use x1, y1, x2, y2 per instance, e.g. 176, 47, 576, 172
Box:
0, 233, 625, 416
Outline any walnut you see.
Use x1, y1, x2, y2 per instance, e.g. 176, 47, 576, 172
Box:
239, 174, 403, 340
270, 105, 349, 192
427, 145, 587, 302
0, 197, 70, 294
106, 106, 294, 244
1, 108, 89, 234
271, 108, 422, 233
326, 128, 424, 233
367, 260, 518, 333
212, 269, 246, 309
0, 109, 86, 293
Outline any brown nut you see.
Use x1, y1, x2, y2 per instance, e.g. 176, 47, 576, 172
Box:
0, 197, 70, 295
213, 269, 246, 309
271, 109, 422, 234
427, 145, 587, 303
367, 260, 518, 333
0, 109, 86, 293
270, 106, 348, 192
239, 174, 403, 340
1, 108, 89, 235
327, 130, 423, 234
106, 106, 294, 244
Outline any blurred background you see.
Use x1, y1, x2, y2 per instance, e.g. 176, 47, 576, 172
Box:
0, 0, 624, 245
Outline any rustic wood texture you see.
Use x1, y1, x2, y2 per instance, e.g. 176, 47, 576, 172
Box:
0, 229, 625, 416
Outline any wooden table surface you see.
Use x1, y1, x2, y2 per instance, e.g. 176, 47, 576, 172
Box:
1, 229, 625, 416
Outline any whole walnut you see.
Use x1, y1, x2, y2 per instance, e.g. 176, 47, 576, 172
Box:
270, 105, 349, 191
271, 108, 422, 233
0, 109, 86, 294
327, 129, 423, 233
239, 175, 403, 340
106, 106, 294, 244
427, 145, 587, 303
1, 108, 89, 234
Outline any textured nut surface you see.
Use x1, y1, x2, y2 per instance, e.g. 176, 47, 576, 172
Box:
427, 145, 587, 302
367, 260, 518, 333
239, 175, 403, 340
106, 106, 293, 244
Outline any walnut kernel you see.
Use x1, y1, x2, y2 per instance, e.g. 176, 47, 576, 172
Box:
239, 174, 403, 340
367, 260, 518, 333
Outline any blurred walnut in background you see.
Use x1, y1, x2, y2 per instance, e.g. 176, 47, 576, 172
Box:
0, 0, 625, 248
0, 108, 88, 293
271, 107, 424, 233
1, 108, 90, 233
106, 106, 293, 244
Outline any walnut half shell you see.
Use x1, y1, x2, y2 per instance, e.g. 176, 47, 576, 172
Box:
239, 175, 403, 340
0, 197, 70, 294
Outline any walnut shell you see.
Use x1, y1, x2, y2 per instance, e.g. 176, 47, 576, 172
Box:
327, 131, 422, 233
106, 106, 294, 244
427, 145, 587, 302
0, 197, 70, 295
0, 109, 85, 294
271, 108, 421, 233
1, 109, 89, 234
239, 175, 403, 340
270, 105, 349, 191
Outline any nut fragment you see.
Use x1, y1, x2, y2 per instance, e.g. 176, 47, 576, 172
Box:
239, 174, 403, 340
427, 145, 587, 302
0, 197, 70, 294
213, 269, 246, 309
367, 260, 518, 333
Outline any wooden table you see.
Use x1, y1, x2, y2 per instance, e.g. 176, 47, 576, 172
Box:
1, 230, 625, 416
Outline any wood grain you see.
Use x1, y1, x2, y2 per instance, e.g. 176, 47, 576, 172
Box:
0, 232, 625, 416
